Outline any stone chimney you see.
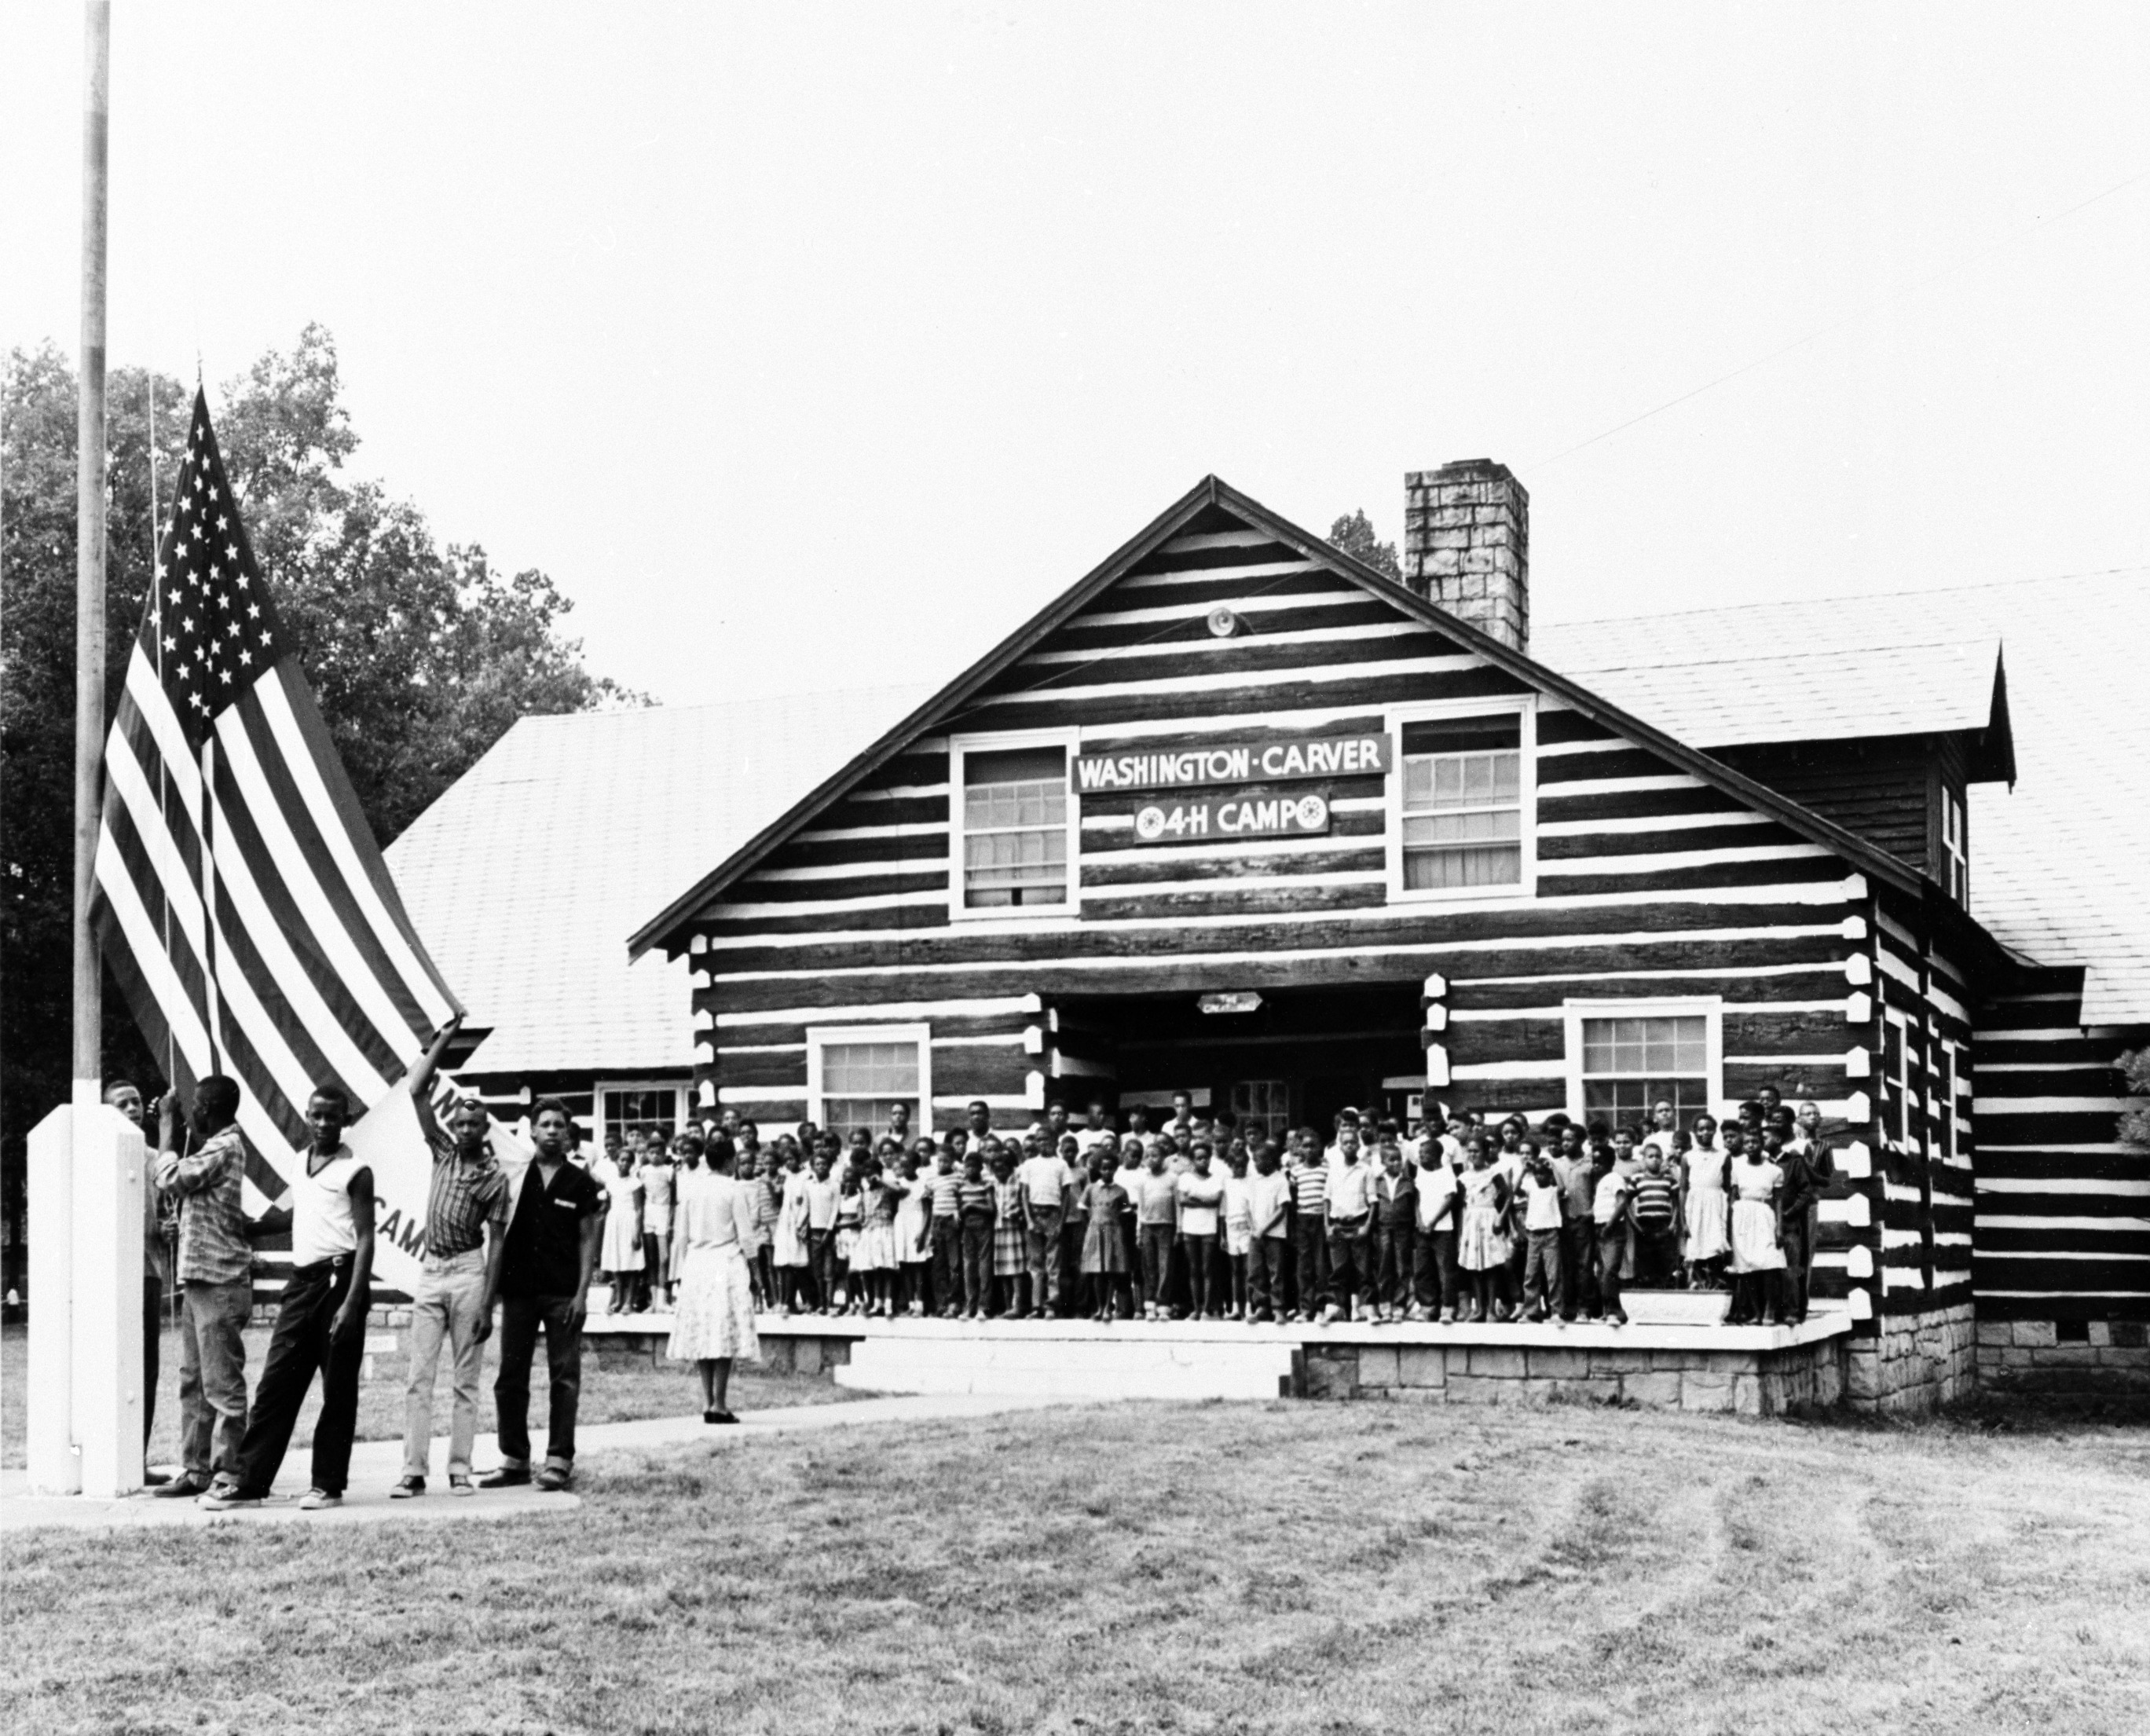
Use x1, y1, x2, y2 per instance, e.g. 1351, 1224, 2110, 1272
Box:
1402, 459, 1529, 654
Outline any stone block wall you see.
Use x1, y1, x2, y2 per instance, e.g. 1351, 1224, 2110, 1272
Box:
1976, 1317, 2150, 1394
1847, 1304, 1976, 1414
1306, 1337, 1844, 1416
1401, 460, 1529, 652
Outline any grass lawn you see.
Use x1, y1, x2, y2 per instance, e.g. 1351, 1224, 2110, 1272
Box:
0, 1318, 859, 1472
5, 1395, 2148, 1735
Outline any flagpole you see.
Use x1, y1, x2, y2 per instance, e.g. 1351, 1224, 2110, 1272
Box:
71, 0, 112, 1108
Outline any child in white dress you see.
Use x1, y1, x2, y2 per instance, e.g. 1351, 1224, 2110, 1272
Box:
1456, 1139, 1512, 1324
1727, 1145, 1787, 1325
1683, 1114, 1731, 1287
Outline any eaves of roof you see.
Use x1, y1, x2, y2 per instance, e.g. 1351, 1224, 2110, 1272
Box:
628, 475, 1942, 961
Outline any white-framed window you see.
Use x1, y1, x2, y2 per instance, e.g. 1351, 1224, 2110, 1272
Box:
1941, 790, 1969, 906
1562, 998, 1723, 1132
807, 1024, 932, 1144
949, 729, 1078, 921
595, 1080, 687, 1156
1386, 698, 1535, 900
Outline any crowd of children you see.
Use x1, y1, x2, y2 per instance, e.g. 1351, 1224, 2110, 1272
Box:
587, 1084, 1836, 1331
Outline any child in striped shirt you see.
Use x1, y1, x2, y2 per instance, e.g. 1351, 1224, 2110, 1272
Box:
1628, 1147, 1683, 1287
928, 1143, 964, 1318
954, 1152, 997, 1320
1290, 1146, 1329, 1323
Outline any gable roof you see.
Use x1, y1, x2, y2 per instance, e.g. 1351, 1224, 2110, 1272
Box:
628, 474, 1934, 960
385, 683, 931, 1076
1539, 572, 2150, 1024
1536, 624, 2013, 779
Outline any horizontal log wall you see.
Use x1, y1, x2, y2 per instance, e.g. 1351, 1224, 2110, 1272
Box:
1972, 972, 2148, 1330
689, 511, 1883, 1207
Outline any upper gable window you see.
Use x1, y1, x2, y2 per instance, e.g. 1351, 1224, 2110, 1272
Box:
1387, 703, 1534, 899
1941, 790, 1969, 907
950, 731, 1076, 918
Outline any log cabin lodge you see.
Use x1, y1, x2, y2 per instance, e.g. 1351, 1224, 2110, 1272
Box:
388, 460, 2150, 1411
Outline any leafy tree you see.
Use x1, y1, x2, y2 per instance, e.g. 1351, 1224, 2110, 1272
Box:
1328, 508, 1401, 581
2120, 1048, 2150, 1149
1, 328, 639, 1196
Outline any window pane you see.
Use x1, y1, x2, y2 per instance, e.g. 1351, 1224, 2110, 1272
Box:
1579, 1016, 1712, 1131
822, 1097, 919, 1145
962, 760, 1068, 909
823, 1042, 918, 1096
1401, 714, 1521, 755
1402, 843, 1522, 889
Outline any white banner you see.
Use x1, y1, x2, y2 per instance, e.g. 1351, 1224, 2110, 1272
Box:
342, 1088, 530, 1295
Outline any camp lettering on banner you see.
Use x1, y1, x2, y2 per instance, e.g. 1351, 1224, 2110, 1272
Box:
1074, 732, 1392, 793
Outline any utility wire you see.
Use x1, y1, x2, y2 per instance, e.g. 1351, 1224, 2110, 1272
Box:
1532, 163, 2150, 471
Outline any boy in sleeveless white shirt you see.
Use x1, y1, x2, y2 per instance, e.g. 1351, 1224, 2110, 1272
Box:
203, 1084, 375, 1511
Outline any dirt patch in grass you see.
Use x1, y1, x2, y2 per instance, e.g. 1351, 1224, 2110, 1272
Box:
1, 1319, 863, 1470
5, 1399, 2148, 1734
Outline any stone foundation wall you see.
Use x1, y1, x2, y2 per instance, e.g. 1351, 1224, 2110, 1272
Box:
1847, 1304, 1976, 1414
1305, 1338, 1845, 1416
1976, 1318, 2150, 1394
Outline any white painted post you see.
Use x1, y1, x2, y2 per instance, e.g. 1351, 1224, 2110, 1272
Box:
75, 1104, 145, 1497
24, 1101, 145, 1499
26, 1107, 78, 1495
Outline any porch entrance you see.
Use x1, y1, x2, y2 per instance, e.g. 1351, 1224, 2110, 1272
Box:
1051, 984, 1423, 1139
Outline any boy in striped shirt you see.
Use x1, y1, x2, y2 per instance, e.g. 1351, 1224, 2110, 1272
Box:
1290, 1143, 1329, 1323
1628, 1147, 1683, 1287
954, 1152, 998, 1320
928, 1144, 963, 1317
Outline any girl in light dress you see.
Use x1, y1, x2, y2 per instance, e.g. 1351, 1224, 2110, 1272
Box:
1456, 1136, 1513, 1324
773, 1141, 813, 1315
735, 1146, 770, 1313
1079, 1151, 1134, 1320
641, 1137, 680, 1311
1727, 1135, 1788, 1326
667, 1135, 760, 1424
850, 1152, 903, 1318
832, 1163, 866, 1313
893, 1146, 934, 1316
1682, 1113, 1731, 1288
599, 1146, 646, 1313
1222, 1144, 1255, 1322
991, 1147, 1029, 1317
668, 1135, 703, 1291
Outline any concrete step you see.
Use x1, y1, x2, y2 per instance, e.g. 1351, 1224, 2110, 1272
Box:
833, 1331, 1298, 1401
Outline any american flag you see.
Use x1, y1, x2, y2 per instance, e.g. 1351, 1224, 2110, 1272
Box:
90, 389, 462, 1212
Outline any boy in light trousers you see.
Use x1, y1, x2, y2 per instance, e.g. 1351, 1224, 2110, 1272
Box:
394, 1023, 509, 1498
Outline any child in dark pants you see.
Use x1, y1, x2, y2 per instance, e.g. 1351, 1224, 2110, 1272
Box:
954, 1152, 997, 1321
1628, 1147, 1683, 1287
1247, 1143, 1292, 1322
1516, 1148, 1567, 1323
1371, 1141, 1416, 1323
1592, 1161, 1633, 1325
1412, 1143, 1460, 1322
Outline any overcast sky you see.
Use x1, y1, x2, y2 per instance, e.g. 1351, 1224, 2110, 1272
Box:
6, 3, 2148, 706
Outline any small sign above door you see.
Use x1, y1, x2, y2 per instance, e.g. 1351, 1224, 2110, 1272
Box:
1199, 992, 1265, 1015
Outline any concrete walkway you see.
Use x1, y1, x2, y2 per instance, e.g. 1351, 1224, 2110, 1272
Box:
0, 1393, 1064, 1536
